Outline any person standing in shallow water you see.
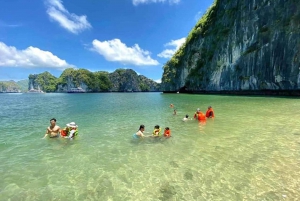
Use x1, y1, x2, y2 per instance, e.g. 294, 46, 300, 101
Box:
43, 118, 61, 138
205, 106, 215, 118
133, 125, 145, 139
194, 108, 206, 121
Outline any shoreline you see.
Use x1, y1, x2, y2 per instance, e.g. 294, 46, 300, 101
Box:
2, 90, 300, 96
163, 89, 300, 97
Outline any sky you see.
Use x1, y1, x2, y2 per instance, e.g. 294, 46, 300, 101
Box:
0, 0, 214, 83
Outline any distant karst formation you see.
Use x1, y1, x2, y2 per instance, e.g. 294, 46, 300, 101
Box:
161, 0, 300, 94
28, 68, 160, 93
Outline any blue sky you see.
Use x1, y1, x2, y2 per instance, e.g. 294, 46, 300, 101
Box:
0, 0, 213, 82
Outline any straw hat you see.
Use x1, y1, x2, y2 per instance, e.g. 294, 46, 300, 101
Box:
66, 122, 78, 128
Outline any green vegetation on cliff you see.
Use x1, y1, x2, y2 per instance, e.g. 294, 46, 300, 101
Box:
29, 68, 160, 92
0, 80, 29, 92
162, 0, 300, 92
162, 0, 219, 88
57, 68, 111, 92
29, 72, 58, 92
17, 80, 29, 92
94, 71, 112, 92
186, 0, 219, 44
109, 69, 159, 92
0, 81, 21, 92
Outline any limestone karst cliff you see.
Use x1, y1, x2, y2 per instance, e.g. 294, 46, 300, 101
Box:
109, 69, 160, 92
161, 0, 300, 93
28, 68, 160, 92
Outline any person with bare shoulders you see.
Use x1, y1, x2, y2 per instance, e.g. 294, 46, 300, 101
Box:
43, 118, 61, 138
132, 125, 146, 139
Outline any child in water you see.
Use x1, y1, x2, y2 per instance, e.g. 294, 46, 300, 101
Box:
182, 114, 189, 121
163, 127, 171, 138
60, 122, 78, 139
152, 125, 161, 137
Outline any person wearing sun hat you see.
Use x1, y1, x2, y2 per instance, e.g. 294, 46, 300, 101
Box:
193, 108, 200, 119
60, 122, 78, 139
193, 108, 206, 121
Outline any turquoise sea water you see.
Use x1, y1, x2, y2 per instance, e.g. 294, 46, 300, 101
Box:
0, 92, 300, 200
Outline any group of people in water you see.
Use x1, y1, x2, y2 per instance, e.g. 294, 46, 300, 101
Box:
43, 106, 214, 140
171, 103, 215, 121
133, 105, 215, 140
191, 106, 215, 121
132, 124, 171, 139
43, 118, 78, 139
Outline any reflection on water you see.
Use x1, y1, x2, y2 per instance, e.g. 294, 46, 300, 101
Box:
0, 93, 300, 200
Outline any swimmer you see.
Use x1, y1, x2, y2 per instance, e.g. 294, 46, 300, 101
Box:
182, 114, 189, 121
163, 127, 171, 138
133, 125, 145, 139
152, 125, 161, 137
43, 118, 61, 138
61, 122, 78, 139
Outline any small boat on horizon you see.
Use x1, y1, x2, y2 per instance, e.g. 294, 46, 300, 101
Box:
2, 90, 22, 93
67, 87, 86, 93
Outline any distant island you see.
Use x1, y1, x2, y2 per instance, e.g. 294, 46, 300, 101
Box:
0, 68, 160, 93
0, 80, 28, 93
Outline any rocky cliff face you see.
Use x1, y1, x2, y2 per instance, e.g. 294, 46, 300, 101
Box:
28, 68, 160, 92
57, 77, 88, 92
28, 75, 41, 91
109, 69, 160, 92
161, 0, 300, 92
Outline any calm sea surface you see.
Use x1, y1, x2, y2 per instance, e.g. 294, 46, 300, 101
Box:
0, 92, 300, 200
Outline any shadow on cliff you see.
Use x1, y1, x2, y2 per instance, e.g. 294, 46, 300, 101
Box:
174, 87, 300, 99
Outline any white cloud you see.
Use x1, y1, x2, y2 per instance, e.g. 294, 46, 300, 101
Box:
91, 39, 159, 66
45, 0, 91, 34
157, 49, 176, 59
194, 11, 203, 21
157, 37, 186, 58
165, 37, 186, 48
154, 79, 161, 83
133, 0, 180, 6
0, 42, 74, 69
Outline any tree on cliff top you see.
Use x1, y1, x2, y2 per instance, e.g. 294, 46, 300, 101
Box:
29, 72, 57, 92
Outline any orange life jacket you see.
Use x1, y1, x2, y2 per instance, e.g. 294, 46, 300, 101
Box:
60, 129, 68, 137
164, 130, 171, 137
206, 108, 215, 118
197, 112, 206, 121
60, 127, 78, 137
